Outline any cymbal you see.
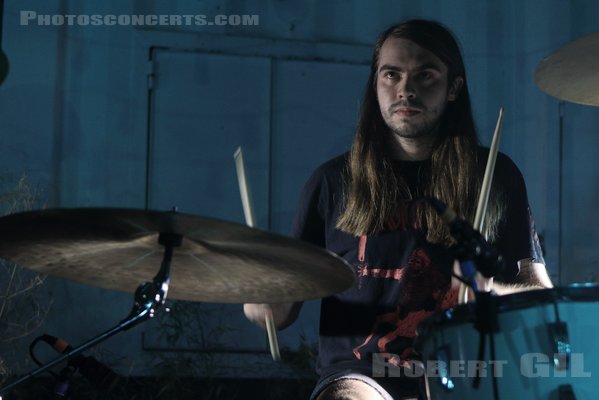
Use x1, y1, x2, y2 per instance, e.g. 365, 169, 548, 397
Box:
0, 208, 354, 303
535, 31, 599, 106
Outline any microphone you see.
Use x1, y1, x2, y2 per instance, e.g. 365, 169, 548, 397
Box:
41, 335, 120, 394
428, 198, 505, 278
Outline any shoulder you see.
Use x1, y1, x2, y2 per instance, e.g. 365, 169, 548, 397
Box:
291, 154, 348, 243
304, 153, 348, 189
295, 153, 348, 212
477, 146, 524, 181
312, 153, 348, 178
477, 146, 518, 169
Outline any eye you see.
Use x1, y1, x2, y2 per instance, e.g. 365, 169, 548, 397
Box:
383, 70, 400, 80
419, 70, 434, 80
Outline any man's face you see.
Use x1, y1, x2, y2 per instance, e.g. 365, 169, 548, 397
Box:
376, 37, 459, 140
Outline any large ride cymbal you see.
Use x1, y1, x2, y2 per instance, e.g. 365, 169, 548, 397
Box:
0, 208, 354, 303
535, 31, 599, 106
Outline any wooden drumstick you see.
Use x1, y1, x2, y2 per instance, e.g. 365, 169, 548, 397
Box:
458, 108, 504, 304
234, 147, 281, 361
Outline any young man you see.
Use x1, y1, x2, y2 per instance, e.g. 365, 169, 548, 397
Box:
245, 19, 552, 399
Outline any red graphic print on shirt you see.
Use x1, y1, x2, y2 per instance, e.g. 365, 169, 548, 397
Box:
352, 244, 457, 365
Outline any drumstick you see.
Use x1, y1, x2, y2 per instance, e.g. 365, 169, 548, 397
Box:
234, 147, 256, 228
474, 108, 504, 233
458, 108, 504, 303
234, 147, 281, 361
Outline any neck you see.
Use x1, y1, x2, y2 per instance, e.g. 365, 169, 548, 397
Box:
388, 131, 437, 161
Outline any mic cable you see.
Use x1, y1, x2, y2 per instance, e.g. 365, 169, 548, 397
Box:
29, 334, 120, 395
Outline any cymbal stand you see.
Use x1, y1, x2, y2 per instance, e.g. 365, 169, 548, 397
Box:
0, 232, 182, 396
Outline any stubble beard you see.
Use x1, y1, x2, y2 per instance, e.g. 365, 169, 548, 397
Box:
388, 115, 441, 141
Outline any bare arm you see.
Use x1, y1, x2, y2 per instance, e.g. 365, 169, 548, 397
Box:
493, 259, 553, 294
452, 259, 553, 299
243, 302, 303, 330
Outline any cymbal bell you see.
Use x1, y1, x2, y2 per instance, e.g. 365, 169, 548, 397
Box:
0, 208, 354, 303
535, 31, 599, 106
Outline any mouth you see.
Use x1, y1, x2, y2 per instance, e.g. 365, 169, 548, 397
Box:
394, 107, 421, 117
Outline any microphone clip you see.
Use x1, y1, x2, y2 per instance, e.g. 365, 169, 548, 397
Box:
449, 221, 504, 279
427, 197, 505, 279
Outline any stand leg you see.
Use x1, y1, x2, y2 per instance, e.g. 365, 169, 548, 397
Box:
0, 232, 182, 396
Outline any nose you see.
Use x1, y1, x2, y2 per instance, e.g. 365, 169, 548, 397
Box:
398, 76, 416, 99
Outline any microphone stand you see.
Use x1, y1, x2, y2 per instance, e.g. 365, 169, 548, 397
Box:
0, 232, 182, 396
453, 244, 500, 400
409, 197, 502, 399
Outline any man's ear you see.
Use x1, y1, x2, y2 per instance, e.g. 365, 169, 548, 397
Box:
448, 77, 464, 101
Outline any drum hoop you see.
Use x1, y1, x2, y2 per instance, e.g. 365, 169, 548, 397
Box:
415, 284, 599, 345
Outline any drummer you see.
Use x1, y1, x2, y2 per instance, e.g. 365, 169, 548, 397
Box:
245, 19, 552, 400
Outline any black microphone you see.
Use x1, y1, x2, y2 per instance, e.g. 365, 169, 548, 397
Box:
428, 198, 505, 278
42, 335, 120, 394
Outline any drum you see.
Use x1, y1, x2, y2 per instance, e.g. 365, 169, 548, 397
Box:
416, 285, 599, 400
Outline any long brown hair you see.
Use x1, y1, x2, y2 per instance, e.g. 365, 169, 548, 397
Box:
336, 20, 502, 244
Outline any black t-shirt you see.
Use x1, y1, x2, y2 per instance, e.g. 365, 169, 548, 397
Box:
291, 149, 544, 383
